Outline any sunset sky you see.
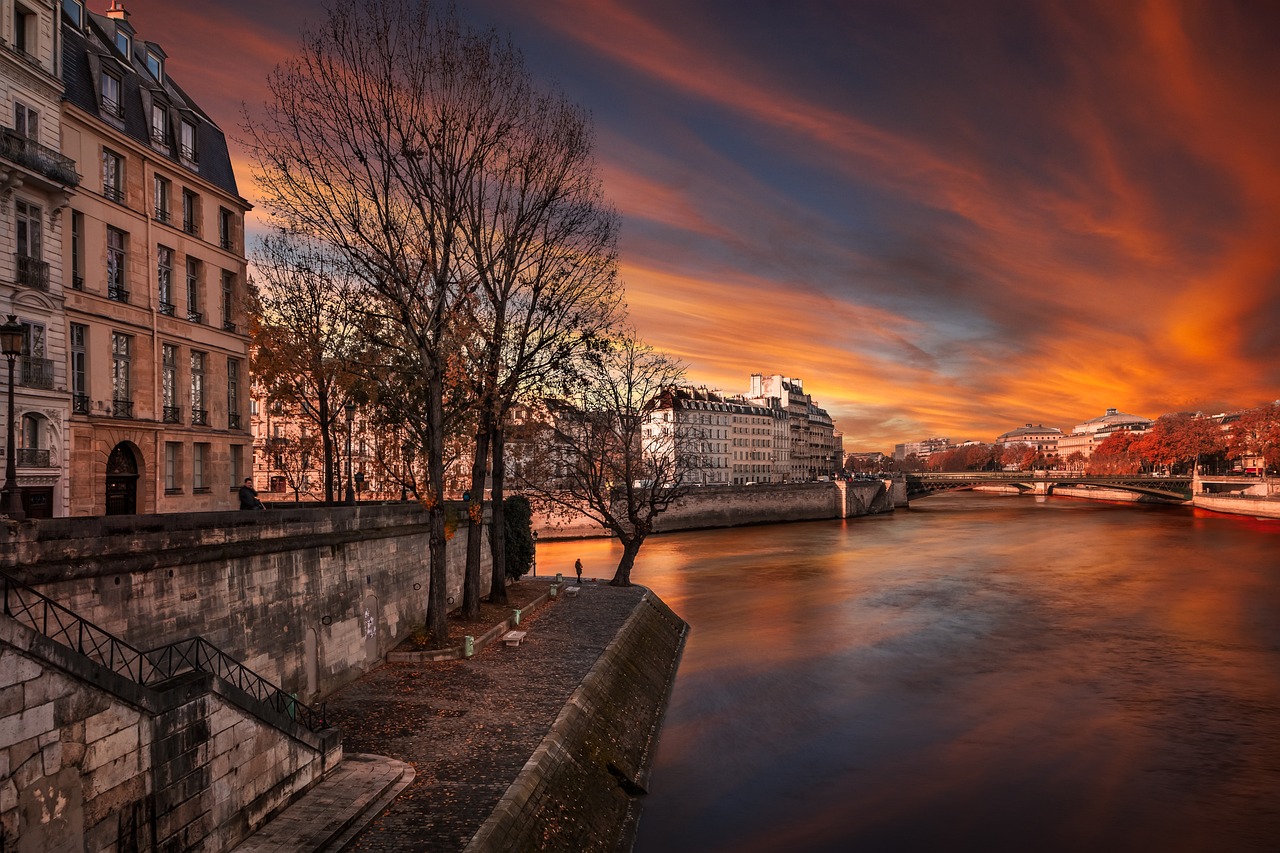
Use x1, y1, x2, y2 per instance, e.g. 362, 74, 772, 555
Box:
113, 0, 1280, 450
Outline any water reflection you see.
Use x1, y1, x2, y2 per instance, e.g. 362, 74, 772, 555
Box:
538, 494, 1280, 852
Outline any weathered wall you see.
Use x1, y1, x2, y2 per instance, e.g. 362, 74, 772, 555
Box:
535, 480, 895, 540
1, 504, 490, 703
464, 592, 688, 853
0, 615, 339, 853
1192, 494, 1280, 519
1052, 486, 1164, 503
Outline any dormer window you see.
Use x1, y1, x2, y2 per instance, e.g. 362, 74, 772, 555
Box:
179, 119, 198, 163
151, 103, 167, 144
145, 50, 163, 82
101, 72, 122, 118
115, 30, 131, 57
62, 0, 83, 27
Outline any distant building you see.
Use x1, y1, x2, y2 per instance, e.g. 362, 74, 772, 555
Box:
1055, 408, 1152, 459
996, 423, 1062, 453
745, 373, 835, 480
893, 437, 951, 461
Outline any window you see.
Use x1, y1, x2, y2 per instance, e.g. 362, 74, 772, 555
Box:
70, 210, 84, 289
146, 50, 163, 82
181, 189, 198, 234
14, 5, 34, 57
218, 208, 233, 250
71, 324, 88, 413
227, 358, 241, 429
150, 103, 167, 144
190, 351, 206, 425
102, 149, 124, 202
63, 0, 83, 29
180, 119, 197, 163
157, 246, 174, 313
193, 443, 209, 491
114, 29, 130, 57
165, 442, 181, 492
185, 257, 202, 322
17, 414, 49, 468
14, 200, 45, 290
230, 445, 243, 488
111, 332, 132, 417
106, 227, 128, 300
154, 175, 170, 222
101, 72, 122, 118
162, 344, 178, 422
13, 102, 38, 139
221, 270, 236, 332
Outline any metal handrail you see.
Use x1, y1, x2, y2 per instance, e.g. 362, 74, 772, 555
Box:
0, 570, 327, 731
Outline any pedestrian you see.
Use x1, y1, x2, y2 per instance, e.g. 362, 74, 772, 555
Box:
238, 477, 263, 510
574, 558, 583, 584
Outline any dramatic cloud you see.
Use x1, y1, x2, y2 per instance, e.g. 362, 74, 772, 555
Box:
118, 0, 1280, 448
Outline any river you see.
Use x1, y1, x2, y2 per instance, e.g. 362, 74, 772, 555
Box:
536, 493, 1280, 852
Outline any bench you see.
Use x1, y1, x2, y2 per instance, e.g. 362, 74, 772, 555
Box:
566, 586, 581, 597
502, 630, 528, 647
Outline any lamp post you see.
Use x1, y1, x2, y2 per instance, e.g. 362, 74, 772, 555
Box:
401, 440, 413, 501
344, 401, 356, 505
1, 315, 26, 520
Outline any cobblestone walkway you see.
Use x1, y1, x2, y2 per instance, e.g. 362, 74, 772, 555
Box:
324, 581, 645, 852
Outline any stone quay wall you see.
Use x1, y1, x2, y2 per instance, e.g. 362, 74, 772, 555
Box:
464, 591, 688, 853
1, 614, 340, 853
1193, 494, 1280, 520
1, 503, 491, 705
535, 480, 895, 540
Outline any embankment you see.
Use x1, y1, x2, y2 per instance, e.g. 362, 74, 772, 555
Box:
1192, 494, 1280, 519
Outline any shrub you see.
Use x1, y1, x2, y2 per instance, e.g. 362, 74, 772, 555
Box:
503, 494, 535, 580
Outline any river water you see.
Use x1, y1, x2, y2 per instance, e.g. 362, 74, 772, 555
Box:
537, 493, 1280, 852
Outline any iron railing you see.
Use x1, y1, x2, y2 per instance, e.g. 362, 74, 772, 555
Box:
163, 405, 182, 424
187, 310, 202, 324
228, 412, 242, 430
0, 570, 327, 732
19, 356, 53, 390
14, 254, 49, 290
16, 448, 51, 467
0, 128, 80, 186
191, 408, 208, 426
108, 283, 129, 302
159, 300, 176, 316
72, 393, 90, 414
112, 398, 133, 418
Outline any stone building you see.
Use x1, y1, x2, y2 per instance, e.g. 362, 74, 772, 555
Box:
1054, 407, 1153, 459
2, 0, 79, 517
58, 0, 252, 514
745, 373, 836, 480
996, 423, 1062, 453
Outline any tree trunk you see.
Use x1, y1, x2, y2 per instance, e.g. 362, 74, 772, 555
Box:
319, 393, 335, 503
487, 422, 507, 604
611, 536, 643, 587
425, 366, 449, 648
462, 411, 492, 620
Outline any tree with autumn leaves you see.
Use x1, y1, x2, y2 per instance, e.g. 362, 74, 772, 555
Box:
1226, 403, 1280, 476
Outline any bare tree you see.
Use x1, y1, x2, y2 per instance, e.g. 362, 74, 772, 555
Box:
524, 332, 704, 586
244, 0, 533, 646
251, 229, 363, 502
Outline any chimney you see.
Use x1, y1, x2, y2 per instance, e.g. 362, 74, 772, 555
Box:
107, 1, 129, 21
1106, 408, 1118, 416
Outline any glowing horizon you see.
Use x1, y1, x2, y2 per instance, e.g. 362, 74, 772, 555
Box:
116, 0, 1280, 450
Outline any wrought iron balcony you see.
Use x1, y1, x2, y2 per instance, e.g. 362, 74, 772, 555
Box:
183, 219, 199, 236
72, 394, 90, 414
154, 207, 171, 224
112, 398, 133, 418
220, 235, 234, 251
159, 300, 176, 316
72, 275, 84, 291
181, 145, 199, 164
19, 357, 53, 390
228, 412, 242, 430
103, 183, 125, 204
187, 310, 203, 324
108, 284, 129, 303
14, 254, 48, 290
191, 408, 208, 426
163, 405, 182, 424
222, 319, 237, 333
0, 128, 80, 187
16, 448, 51, 468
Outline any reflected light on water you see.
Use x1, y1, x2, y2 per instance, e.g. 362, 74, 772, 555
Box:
538, 494, 1280, 852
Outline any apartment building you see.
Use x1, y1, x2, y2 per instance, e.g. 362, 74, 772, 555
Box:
2, 0, 78, 516
57, 0, 251, 514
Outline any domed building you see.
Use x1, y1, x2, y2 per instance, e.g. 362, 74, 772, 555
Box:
996, 423, 1062, 452
1056, 408, 1153, 459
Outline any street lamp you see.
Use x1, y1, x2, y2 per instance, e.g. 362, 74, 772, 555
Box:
1, 315, 26, 521
401, 439, 413, 501
344, 401, 356, 505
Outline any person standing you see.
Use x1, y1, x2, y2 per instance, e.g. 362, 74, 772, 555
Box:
575, 558, 583, 583
239, 477, 263, 510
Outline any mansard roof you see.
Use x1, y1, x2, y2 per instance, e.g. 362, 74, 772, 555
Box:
61, 6, 241, 198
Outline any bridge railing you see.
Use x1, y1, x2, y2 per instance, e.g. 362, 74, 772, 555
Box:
0, 569, 327, 732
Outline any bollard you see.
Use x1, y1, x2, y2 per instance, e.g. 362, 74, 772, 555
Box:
550, 583, 558, 599
555, 572, 563, 585
513, 608, 522, 626
464, 635, 474, 658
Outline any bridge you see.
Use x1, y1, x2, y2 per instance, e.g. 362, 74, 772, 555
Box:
902, 472, 1192, 502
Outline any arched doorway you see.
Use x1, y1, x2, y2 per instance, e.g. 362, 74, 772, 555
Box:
105, 443, 139, 515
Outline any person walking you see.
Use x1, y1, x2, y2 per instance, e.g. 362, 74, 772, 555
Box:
238, 477, 263, 510
575, 558, 583, 583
